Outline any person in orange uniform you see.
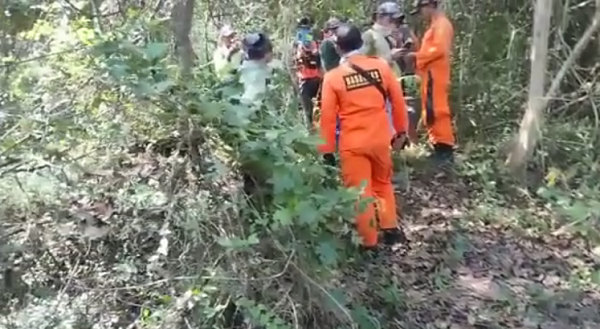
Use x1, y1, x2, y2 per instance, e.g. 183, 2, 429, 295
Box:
401, 0, 455, 164
319, 23, 409, 251
295, 17, 322, 127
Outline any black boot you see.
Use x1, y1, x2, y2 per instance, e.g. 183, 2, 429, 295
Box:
382, 227, 409, 247
433, 143, 454, 165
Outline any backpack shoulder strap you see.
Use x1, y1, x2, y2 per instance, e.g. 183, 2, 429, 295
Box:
383, 34, 395, 51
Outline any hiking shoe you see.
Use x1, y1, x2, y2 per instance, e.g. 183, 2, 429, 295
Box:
382, 228, 409, 247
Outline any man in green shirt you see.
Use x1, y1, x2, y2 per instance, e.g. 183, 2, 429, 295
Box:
360, 2, 404, 77
319, 17, 343, 72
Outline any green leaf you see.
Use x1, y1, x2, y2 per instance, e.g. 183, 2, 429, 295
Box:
108, 64, 129, 79
273, 208, 293, 226
271, 170, 295, 194
561, 201, 590, 221
351, 306, 379, 329
591, 270, 600, 285
316, 241, 338, 266
145, 42, 169, 60
297, 200, 319, 225
153, 80, 176, 93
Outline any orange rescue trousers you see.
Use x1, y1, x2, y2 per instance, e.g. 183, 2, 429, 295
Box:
339, 144, 398, 247
422, 76, 455, 147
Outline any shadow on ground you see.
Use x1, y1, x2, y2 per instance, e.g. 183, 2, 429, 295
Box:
345, 173, 600, 329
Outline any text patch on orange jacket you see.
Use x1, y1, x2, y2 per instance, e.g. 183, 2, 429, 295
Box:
318, 54, 408, 154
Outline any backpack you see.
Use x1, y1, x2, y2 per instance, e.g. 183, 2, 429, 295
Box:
296, 43, 321, 70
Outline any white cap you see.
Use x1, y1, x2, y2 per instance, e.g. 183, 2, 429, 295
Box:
219, 25, 236, 37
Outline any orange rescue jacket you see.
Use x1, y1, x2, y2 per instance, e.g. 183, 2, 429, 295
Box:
415, 13, 453, 122
319, 54, 408, 154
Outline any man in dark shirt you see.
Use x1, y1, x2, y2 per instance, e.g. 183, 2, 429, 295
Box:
392, 19, 420, 144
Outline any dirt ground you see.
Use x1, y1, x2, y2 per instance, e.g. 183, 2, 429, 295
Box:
345, 172, 600, 329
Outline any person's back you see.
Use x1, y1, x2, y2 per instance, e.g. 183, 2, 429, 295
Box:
239, 32, 274, 105
319, 23, 408, 250
323, 56, 399, 150
239, 59, 272, 104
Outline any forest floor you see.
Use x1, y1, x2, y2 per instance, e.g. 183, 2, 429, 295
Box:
344, 160, 600, 329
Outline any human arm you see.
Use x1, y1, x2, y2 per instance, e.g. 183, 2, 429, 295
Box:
408, 30, 419, 51
318, 73, 339, 153
359, 30, 375, 56
226, 43, 241, 61
415, 21, 452, 69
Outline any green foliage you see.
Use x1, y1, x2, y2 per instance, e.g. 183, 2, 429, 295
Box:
3, 0, 600, 328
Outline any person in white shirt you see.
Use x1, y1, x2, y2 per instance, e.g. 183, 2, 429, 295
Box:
238, 32, 274, 104
213, 25, 243, 82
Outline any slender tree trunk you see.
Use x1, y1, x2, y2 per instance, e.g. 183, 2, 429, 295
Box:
506, 0, 600, 172
171, 0, 196, 75
505, 0, 553, 172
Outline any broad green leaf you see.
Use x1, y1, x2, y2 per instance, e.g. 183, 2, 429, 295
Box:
561, 201, 590, 221
145, 43, 169, 60
271, 170, 294, 194
273, 208, 293, 226
297, 200, 319, 225
316, 241, 338, 266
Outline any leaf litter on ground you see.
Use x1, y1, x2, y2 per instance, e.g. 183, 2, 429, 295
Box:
340, 172, 600, 328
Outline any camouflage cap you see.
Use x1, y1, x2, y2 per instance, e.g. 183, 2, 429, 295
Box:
376, 2, 404, 19
324, 17, 342, 31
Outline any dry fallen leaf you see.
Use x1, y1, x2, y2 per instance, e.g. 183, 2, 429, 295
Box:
82, 223, 110, 240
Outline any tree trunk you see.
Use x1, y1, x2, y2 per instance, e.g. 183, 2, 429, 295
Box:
505, 0, 553, 172
506, 0, 600, 172
171, 0, 196, 75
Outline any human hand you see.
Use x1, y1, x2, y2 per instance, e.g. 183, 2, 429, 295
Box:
227, 42, 241, 60
392, 48, 414, 60
392, 133, 408, 150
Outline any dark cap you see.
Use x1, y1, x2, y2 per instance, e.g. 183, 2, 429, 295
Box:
297, 16, 313, 28
324, 17, 342, 31
410, 0, 438, 15
333, 23, 363, 53
242, 32, 272, 60
376, 2, 404, 19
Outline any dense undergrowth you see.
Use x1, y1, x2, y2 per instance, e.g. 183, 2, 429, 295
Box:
2, 1, 600, 328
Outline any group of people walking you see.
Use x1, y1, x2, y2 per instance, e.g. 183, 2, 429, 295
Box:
213, 0, 456, 253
